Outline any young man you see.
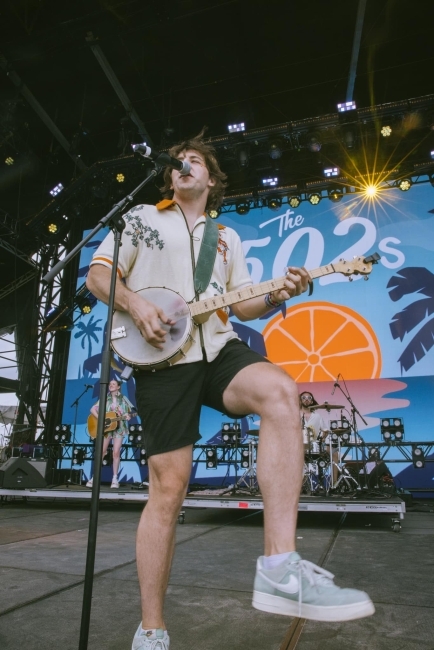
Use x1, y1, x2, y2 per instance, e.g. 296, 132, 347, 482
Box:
86, 133, 374, 650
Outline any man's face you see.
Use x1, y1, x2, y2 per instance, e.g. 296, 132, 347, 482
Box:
170, 149, 215, 200
300, 393, 313, 407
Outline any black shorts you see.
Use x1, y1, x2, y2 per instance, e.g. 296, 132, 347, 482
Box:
134, 338, 269, 457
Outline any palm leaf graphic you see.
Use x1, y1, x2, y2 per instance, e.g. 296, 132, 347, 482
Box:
388, 267, 434, 371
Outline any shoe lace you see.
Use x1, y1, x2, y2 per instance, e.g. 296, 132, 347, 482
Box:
295, 560, 335, 617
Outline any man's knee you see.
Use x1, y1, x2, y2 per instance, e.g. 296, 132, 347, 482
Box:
259, 369, 298, 411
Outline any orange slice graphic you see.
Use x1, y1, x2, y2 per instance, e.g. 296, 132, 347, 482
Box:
262, 301, 382, 382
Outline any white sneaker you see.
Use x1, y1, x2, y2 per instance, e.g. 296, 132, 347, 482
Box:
110, 476, 119, 489
132, 625, 170, 649
86, 477, 93, 488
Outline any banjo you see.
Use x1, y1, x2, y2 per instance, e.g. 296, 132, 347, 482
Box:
110, 253, 380, 370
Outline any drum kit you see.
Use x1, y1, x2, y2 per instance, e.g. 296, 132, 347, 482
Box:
301, 402, 360, 495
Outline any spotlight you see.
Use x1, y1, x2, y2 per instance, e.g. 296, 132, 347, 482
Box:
268, 139, 282, 160
49, 183, 64, 197
397, 179, 412, 191
381, 126, 392, 137
48, 223, 58, 234
262, 177, 278, 187
431, 151, 434, 160
337, 101, 356, 112
228, 122, 245, 133
139, 448, 147, 466
364, 184, 379, 198
308, 193, 321, 205
102, 448, 113, 466
206, 448, 218, 468
221, 421, 241, 444
236, 202, 250, 216
369, 447, 380, 461
412, 446, 425, 469
76, 296, 93, 315
73, 448, 87, 465
324, 167, 340, 178
241, 448, 250, 468
44, 306, 74, 332
307, 132, 321, 153
288, 195, 301, 208
116, 173, 125, 182
5, 157, 14, 165
267, 196, 282, 211
208, 208, 221, 219
54, 424, 71, 443
380, 417, 404, 442
328, 187, 343, 202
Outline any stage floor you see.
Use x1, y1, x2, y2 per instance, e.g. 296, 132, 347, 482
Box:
0, 484, 406, 524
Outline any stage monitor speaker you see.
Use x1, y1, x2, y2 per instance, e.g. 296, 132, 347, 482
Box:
0, 457, 48, 488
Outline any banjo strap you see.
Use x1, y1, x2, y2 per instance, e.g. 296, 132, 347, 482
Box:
193, 216, 219, 295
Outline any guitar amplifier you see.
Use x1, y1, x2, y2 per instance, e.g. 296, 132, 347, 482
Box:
0, 457, 49, 488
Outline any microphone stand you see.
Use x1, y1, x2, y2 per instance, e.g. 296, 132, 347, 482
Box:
42, 163, 161, 650
68, 385, 92, 485
332, 379, 369, 494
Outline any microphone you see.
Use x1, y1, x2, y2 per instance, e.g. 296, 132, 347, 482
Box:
131, 143, 192, 176
331, 375, 340, 396
84, 384, 93, 389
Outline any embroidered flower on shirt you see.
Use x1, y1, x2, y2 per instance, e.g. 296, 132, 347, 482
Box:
124, 210, 164, 249
217, 235, 229, 264
211, 282, 224, 294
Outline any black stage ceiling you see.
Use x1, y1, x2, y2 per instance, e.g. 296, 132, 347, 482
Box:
0, 0, 433, 308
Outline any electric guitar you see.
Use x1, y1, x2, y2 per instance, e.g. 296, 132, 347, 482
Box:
110, 253, 380, 370
87, 411, 134, 439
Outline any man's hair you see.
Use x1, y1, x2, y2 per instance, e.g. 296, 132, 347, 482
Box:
159, 128, 227, 211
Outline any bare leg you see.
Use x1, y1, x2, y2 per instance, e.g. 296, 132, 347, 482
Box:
223, 363, 304, 555
137, 445, 193, 629
112, 436, 123, 477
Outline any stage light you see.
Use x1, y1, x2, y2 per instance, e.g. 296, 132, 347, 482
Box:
208, 208, 221, 219
381, 126, 392, 137
49, 183, 64, 197
241, 448, 249, 468
412, 446, 425, 469
288, 195, 301, 208
73, 448, 87, 465
128, 423, 144, 446
308, 193, 321, 205
307, 132, 321, 153
221, 421, 241, 444
381, 417, 404, 442
236, 143, 250, 168
337, 101, 356, 112
397, 179, 412, 191
44, 306, 74, 332
48, 223, 58, 234
102, 448, 113, 466
328, 187, 343, 202
324, 167, 339, 178
116, 173, 125, 182
431, 151, 434, 160
236, 202, 250, 216
267, 196, 282, 210
364, 184, 379, 198
262, 177, 278, 187
5, 156, 14, 165
206, 448, 218, 468
228, 122, 245, 133
369, 447, 380, 460
76, 296, 92, 315
139, 448, 147, 466
54, 424, 71, 443
268, 139, 282, 160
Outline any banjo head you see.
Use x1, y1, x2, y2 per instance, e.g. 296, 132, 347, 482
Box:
111, 287, 193, 368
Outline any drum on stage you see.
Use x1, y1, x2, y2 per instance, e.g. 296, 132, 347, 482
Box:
302, 426, 315, 453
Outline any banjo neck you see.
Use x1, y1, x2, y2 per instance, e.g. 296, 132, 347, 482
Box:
190, 256, 377, 324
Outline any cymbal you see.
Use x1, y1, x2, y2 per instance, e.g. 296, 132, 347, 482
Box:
309, 403, 344, 410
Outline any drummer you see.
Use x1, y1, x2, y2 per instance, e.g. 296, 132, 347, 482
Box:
299, 391, 326, 449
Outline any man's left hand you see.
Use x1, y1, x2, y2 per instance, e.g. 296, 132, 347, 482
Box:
270, 266, 310, 304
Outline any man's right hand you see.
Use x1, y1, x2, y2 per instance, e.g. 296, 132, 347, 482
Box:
127, 292, 175, 350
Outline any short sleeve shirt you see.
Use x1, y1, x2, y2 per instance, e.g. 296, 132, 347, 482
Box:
90, 201, 253, 363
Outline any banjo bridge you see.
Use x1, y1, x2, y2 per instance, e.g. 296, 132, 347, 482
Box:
111, 326, 127, 340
